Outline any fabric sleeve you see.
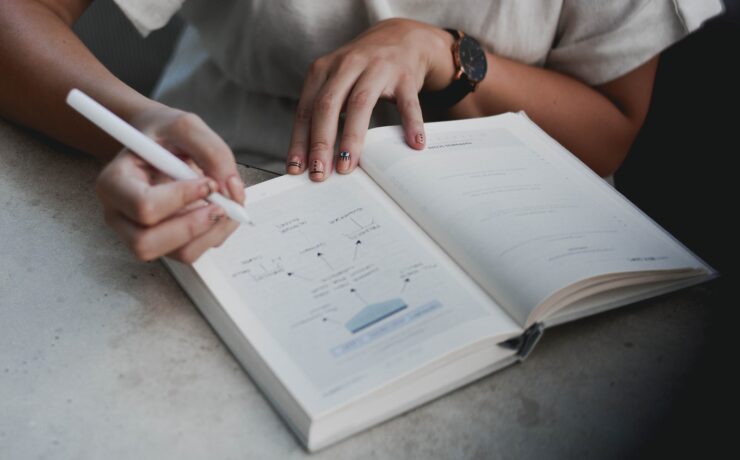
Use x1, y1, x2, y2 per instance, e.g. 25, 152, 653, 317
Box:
547, 0, 724, 85
112, 0, 185, 36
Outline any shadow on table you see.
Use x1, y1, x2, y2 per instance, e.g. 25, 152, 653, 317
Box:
616, 7, 739, 457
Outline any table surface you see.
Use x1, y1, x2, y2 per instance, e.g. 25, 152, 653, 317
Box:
0, 119, 724, 459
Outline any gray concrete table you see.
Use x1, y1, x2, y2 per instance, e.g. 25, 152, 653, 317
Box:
0, 118, 724, 459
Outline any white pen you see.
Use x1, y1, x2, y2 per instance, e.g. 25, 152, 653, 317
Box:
66, 89, 253, 225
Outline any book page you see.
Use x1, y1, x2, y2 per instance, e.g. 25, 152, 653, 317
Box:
195, 171, 520, 412
361, 114, 710, 327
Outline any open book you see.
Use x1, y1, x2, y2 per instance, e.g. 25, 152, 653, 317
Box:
164, 113, 715, 451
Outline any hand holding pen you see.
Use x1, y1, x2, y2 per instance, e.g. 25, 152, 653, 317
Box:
67, 89, 250, 263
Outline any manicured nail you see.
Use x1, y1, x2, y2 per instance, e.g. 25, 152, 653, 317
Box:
415, 133, 425, 145
336, 151, 351, 173
309, 159, 324, 178
286, 157, 303, 174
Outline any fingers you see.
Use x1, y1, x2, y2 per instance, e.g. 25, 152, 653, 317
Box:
336, 66, 390, 174
106, 203, 229, 262
97, 153, 217, 226
307, 58, 367, 182
98, 108, 249, 264
395, 76, 426, 151
98, 149, 244, 264
162, 112, 245, 203
287, 22, 434, 179
226, 174, 246, 205
287, 59, 329, 175
288, 55, 368, 181
168, 217, 239, 263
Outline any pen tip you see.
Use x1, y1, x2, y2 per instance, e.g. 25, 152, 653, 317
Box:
234, 207, 254, 226
218, 196, 253, 226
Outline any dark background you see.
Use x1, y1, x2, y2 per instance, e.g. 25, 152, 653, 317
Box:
617, 4, 739, 457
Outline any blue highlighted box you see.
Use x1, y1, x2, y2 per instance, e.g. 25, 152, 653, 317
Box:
345, 298, 407, 334
332, 300, 442, 358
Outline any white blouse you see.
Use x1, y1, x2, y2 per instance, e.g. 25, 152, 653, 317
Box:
113, 0, 723, 172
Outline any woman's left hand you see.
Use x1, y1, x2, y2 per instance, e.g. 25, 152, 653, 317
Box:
286, 18, 455, 180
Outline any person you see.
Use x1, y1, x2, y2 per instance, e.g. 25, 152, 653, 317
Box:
0, 0, 722, 263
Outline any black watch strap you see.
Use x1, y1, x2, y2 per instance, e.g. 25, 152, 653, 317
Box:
419, 77, 474, 110
419, 29, 477, 111
446, 28, 461, 40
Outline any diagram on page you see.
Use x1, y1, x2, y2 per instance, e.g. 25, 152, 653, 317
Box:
206, 174, 510, 397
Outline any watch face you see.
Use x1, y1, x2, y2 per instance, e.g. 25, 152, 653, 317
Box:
459, 36, 487, 83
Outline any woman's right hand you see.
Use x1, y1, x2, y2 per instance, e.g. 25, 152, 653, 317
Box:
95, 105, 246, 263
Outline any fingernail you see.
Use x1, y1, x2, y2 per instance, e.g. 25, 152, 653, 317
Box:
205, 179, 218, 196
336, 151, 351, 173
286, 157, 303, 174
199, 182, 210, 198
227, 174, 244, 200
209, 206, 226, 223
309, 159, 324, 179
415, 133, 425, 145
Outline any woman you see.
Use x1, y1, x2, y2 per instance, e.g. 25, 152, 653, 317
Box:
0, 0, 722, 262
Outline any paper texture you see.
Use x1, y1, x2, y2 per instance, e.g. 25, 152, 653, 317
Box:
200, 170, 519, 408
362, 114, 707, 325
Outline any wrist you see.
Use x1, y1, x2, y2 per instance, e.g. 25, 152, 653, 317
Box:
89, 86, 168, 131
420, 29, 488, 114
422, 26, 456, 92
75, 88, 164, 159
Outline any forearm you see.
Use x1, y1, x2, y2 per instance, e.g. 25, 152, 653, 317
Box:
0, 0, 162, 160
449, 52, 657, 177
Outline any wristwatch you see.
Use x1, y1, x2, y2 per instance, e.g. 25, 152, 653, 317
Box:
420, 29, 488, 110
